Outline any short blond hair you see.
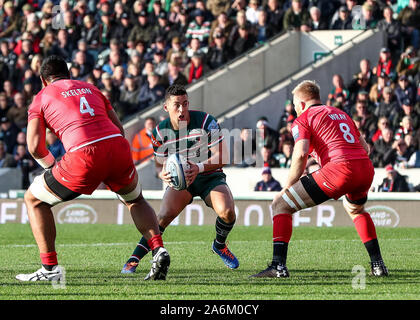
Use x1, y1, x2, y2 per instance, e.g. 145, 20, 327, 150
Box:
292, 80, 321, 101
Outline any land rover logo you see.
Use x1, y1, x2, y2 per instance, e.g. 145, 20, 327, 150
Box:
365, 205, 400, 227
57, 204, 98, 224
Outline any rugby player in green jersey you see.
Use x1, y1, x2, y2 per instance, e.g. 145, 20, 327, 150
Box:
122, 84, 239, 276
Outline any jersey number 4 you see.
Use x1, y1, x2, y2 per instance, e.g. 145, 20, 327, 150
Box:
339, 123, 355, 143
79, 96, 95, 116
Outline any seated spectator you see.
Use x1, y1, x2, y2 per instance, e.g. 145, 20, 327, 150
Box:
7, 93, 28, 130
0, 1, 23, 39
394, 75, 417, 108
264, 0, 284, 34
209, 12, 234, 46
277, 99, 296, 131
233, 127, 256, 167
186, 9, 212, 48
228, 9, 253, 49
246, 0, 261, 25
254, 166, 282, 191
260, 145, 279, 168
282, 0, 310, 32
348, 70, 373, 104
392, 98, 419, 131
327, 74, 350, 106
131, 117, 156, 165
369, 71, 392, 105
159, 59, 189, 88
102, 50, 126, 76
166, 36, 188, 67
374, 86, 398, 120
353, 3, 378, 30
206, 31, 233, 70
377, 164, 410, 192
255, 9, 276, 43
186, 37, 208, 60
377, 6, 402, 55
352, 99, 377, 140
80, 14, 100, 50
138, 72, 166, 110
374, 47, 393, 78
395, 115, 415, 141
117, 74, 142, 118
330, 5, 353, 30
371, 116, 390, 143
384, 138, 412, 170
73, 50, 93, 78
98, 71, 120, 106
396, 46, 420, 78
0, 140, 16, 168
152, 50, 169, 77
51, 29, 74, 61
330, 0, 358, 28
275, 139, 293, 168
0, 116, 19, 154
151, 12, 172, 44
397, 0, 420, 50
307, 6, 329, 31
184, 52, 209, 84
231, 25, 257, 58
128, 10, 154, 47
256, 117, 279, 156
69, 63, 83, 80
371, 127, 394, 167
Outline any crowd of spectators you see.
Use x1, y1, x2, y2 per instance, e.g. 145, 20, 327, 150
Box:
0, 0, 419, 191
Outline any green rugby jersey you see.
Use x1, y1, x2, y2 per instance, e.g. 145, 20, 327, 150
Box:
151, 110, 224, 173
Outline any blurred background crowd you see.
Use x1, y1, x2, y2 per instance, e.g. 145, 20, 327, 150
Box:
0, 0, 419, 191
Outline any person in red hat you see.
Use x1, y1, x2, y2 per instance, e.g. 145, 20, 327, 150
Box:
377, 164, 410, 192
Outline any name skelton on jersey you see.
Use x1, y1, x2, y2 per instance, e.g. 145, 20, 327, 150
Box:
28, 79, 121, 152
292, 105, 369, 167
151, 110, 224, 173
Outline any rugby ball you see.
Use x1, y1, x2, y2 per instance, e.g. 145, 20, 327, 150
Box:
165, 153, 190, 191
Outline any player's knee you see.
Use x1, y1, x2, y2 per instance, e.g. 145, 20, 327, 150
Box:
271, 192, 296, 214
343, 196, 365, 220
217, 206, 236, 224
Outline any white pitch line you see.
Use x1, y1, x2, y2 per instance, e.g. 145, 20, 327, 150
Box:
0, 239, 417, 248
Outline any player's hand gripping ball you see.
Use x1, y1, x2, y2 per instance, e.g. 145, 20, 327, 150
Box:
165, 153, 191, 190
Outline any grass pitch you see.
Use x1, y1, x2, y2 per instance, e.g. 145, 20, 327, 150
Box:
0, 224, 419, 300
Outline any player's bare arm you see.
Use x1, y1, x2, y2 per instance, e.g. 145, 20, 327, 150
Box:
359, 134, 370, 154
26, 118, 56, 169
285, 139, 310, 188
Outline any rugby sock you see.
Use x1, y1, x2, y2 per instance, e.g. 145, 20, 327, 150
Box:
214, 217, 235, 249
272, 214, 293, 266
40, 251, 58, 271
127, 225, 166, 263
148, 234, 164, 256
353, 212, 383, 262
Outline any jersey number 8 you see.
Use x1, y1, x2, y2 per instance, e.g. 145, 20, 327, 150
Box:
339, 122, 355, 143
80, 96, 95, 116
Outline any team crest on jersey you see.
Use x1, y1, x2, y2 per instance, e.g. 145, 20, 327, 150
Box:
207, 119, 219, 130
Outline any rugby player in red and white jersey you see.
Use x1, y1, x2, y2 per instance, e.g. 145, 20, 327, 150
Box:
252, 80, 388, 278
15, 55, 170, 282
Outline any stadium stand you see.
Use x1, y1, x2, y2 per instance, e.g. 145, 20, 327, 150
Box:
0, 0, 419, 192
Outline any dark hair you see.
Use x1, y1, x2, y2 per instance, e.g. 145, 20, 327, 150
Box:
40, 55, 70, 82
164, 84, 187, 101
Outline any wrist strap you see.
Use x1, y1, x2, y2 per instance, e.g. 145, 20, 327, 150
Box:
197, 162, 205, 173
36, 152, 56, 169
